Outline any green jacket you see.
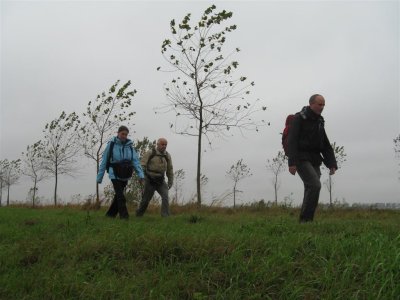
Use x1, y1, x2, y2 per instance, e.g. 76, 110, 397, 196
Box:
141, 149, 173, 185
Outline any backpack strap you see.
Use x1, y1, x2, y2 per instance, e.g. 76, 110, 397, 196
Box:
146, 148, 157, 173
146, 148, 170, 173
163, 151, 170, 166
129, 144, 134, 160
106, 141, 115, 173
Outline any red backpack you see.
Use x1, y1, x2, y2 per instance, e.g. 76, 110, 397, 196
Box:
282, 114, 296, 156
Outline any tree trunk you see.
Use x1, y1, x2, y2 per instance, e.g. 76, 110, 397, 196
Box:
233, 184, 236, 208
54, 167, 58, 206
329, 175, 332, 208
195, 68, 203, 209
96, 183, 99, 204
0, 180, 2, 207
96, 156, 100, 204
7, 184, 10, 206
32, 178, 37, 208
196, 114, 203, 208
274, 174, 278, 205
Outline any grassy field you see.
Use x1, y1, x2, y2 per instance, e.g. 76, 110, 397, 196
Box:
0, 206, 399, 299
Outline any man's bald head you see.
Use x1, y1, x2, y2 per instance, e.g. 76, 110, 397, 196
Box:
156, 138, 168, 152
309, 94, 325, 115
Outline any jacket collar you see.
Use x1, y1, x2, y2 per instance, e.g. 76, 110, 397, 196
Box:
113, 136, 133, 146
304, 106, 323, 121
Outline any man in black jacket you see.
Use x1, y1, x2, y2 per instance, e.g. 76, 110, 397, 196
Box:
287, 94, 338, 222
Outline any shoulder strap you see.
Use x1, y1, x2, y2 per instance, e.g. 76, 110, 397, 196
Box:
146, 148, 170, 171
129, 144, 134, 160
146, 148, 157, 171
106, 141, 115, 173
298, 110, 307, 120
164, 151, 170, 166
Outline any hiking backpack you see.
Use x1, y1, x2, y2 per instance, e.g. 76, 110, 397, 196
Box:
105, 142, 115, 173
282, 110, 307, 156
144, 148, 171, 185
282, 115, 295, 156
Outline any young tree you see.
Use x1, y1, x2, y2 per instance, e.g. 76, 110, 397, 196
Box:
2, 159, 21, 206
41, 111, 81, 205
158, 5, 267, 207
226, 158, 252, 208
323, 142, 346, 207
266, 151, 287, 205
172, 169, 185, 205
125, 137, 156, 204
22, 141, 48, 207
80, 80, 137, 204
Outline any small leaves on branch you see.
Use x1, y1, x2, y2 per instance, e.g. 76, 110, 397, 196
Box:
158, 5, 267, 206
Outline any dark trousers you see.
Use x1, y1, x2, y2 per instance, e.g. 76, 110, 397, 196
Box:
136, 177, 169, 217
297, 161, 321, 222
106, 179, 129, 219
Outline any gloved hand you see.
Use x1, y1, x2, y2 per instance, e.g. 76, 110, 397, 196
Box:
97, 179, 102, 184
168, 181, 173, 190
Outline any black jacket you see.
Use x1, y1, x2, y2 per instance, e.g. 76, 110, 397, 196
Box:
287, 106, 337, 169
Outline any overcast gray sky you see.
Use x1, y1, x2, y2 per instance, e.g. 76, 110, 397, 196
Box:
1, 0, 399, 206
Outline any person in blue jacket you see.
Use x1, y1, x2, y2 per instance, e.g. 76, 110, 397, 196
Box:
97, 125, 144, 219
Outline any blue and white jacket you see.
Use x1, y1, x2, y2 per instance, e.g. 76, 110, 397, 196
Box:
96, 137, 144, 183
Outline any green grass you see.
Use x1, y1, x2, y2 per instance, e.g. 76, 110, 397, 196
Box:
0, 206, 399, 299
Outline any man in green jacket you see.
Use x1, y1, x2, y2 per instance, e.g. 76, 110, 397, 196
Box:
136, 138, 174, 217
